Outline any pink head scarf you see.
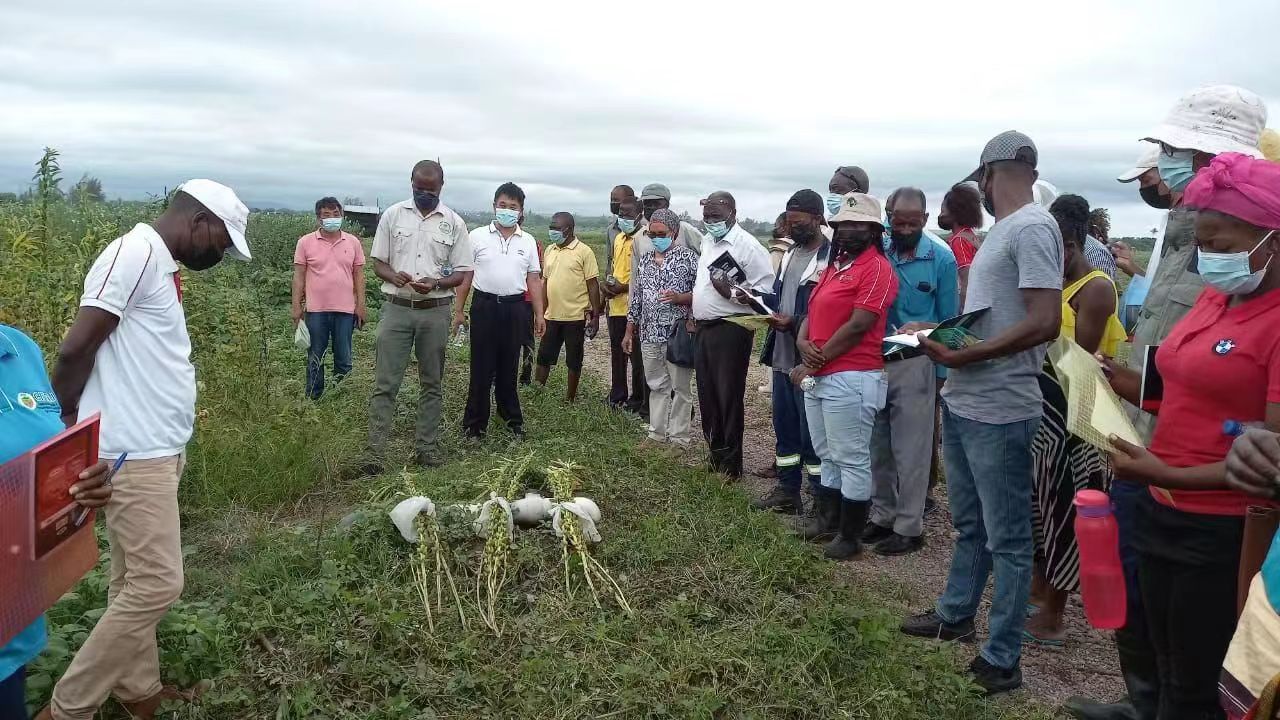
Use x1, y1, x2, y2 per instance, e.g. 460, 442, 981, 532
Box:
1184, 152, 1280, 230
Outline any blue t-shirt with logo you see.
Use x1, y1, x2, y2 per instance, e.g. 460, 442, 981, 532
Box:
0, 325, 65, 681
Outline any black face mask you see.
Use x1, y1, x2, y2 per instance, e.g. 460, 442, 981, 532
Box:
184, 221, 224, 271
609, 202, 621, 216
790, 223, 817, 244
832, 235, 874, 261
413, 190, 440, 213
891, 230, 923, 250
1140, 184, 1172, 210
938, 215, 954, 232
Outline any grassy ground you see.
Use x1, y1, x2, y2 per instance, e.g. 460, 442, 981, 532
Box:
5, 195, 1057, 719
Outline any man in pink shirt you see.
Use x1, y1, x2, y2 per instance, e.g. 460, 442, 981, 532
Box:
292, 197, 367, 399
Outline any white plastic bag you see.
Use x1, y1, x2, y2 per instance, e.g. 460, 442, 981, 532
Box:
294, 321, 310, 351
389, 496, 436, 543
551, 497, 602, 544
473, 492, 515, 539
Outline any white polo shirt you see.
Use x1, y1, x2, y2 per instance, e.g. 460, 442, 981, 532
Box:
468, 223, 541, 296
692, 223, 776, 320
77, 223, 195, 460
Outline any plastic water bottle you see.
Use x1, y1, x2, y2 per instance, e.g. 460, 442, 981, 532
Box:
451, 323, 468, 347
800, 376, 817, 392
1073, 489, 1127, 629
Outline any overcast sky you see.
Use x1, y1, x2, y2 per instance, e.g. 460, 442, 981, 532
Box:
2, 0, 1277, 236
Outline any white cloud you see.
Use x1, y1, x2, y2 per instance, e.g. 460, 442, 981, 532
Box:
1, 0, 1277, 236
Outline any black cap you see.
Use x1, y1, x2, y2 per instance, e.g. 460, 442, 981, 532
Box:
833, 166, 870, 193
786, 189, 824, 217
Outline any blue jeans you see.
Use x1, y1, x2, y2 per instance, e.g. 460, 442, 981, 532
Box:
803, 370, 886, 501
772, 370, 821, 492
936, 405, 1039, 670
0, 666, 26, 720
305, 311, 355, 399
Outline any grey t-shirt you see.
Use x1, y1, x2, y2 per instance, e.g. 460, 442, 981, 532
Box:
771, 245, 819, 371
942, 203, 1064, 424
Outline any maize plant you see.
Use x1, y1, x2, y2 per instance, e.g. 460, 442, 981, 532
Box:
403, 474, 468, 632
474, 454, 534, 634
547, 461, 631, 614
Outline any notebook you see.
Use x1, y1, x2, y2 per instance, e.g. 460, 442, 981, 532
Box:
882, 308, 988, 361
1, 414, 101, 647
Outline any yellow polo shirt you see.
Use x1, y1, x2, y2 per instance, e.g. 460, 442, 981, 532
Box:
543, 239, 600, 321
609, 232, 634, 317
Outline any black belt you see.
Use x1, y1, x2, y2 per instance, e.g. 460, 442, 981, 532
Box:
474, 290, 527, 304
384, 294, 450, 309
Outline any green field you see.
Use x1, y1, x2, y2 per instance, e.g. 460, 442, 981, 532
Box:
1, 153, 1057, 719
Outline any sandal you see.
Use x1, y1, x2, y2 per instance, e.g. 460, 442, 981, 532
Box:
1022, 628, 1066, 647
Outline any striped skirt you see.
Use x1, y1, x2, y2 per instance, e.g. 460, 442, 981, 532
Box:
1031, 362, 1112, 593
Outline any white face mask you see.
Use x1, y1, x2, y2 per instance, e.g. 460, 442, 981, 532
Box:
1196, 230, 1276, 295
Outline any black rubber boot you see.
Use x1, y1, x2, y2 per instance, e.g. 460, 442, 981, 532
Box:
823, 499, 869, 560
1114, 623, 1159, 720
1062, 696, 1140, 720
795, 488, 840, 542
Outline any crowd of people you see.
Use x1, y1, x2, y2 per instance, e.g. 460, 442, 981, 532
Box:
4, 82, 1280, 719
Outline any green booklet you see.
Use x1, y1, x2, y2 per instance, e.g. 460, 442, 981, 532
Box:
882, 308, 988, 361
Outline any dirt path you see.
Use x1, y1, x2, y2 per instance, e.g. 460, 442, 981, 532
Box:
576, 332, 1125, 709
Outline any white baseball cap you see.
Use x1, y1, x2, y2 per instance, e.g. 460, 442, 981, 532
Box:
178, 179, 251, 261
829, 192, 883, 225
1143, 84, 1267, 159
1117, 142, 1161, 183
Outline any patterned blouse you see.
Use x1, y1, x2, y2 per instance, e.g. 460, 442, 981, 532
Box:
626, 247, 698, 345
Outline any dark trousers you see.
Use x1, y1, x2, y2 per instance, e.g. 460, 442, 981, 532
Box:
607, 315, 647, 414
305, 311, 355, 399
0, 666, 25, 720
694, 321, 753, 478
537, 319, 586, 372
462, 293, 528, 436
1136, 492, 1244, 720
1111, 479, 1159, 717
771, 369, 820, 491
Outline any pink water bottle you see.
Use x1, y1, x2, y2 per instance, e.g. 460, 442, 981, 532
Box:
1073, 489, 1127, 629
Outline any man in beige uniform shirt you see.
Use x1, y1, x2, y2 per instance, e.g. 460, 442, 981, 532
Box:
364, 160, 473, 470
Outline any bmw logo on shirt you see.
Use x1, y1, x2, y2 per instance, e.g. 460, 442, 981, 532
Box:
1214, 339, 1237, 356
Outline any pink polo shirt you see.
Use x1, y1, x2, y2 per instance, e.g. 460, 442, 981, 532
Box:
293, 231, 365, 314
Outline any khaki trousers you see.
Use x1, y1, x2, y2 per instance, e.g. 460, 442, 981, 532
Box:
51, 455, 185, 720
639, 341, 693, 445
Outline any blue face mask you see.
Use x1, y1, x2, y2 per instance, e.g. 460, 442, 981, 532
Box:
548, 229, 566, 244
651, 235, 673, 252
825, 193, 843, 216
1157, 150, 1197, 192
704, 220, 730, 239
618, 217, 638, 234
320, 217, 343, 233
1197, 231, 1275, 295
495, 208, 520, 228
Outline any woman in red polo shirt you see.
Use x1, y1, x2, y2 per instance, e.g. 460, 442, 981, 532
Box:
1102, 153, 1280, 718
791, 192, 899, 561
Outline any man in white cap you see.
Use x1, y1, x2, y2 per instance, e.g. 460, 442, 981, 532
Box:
44, 180, 250, 720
